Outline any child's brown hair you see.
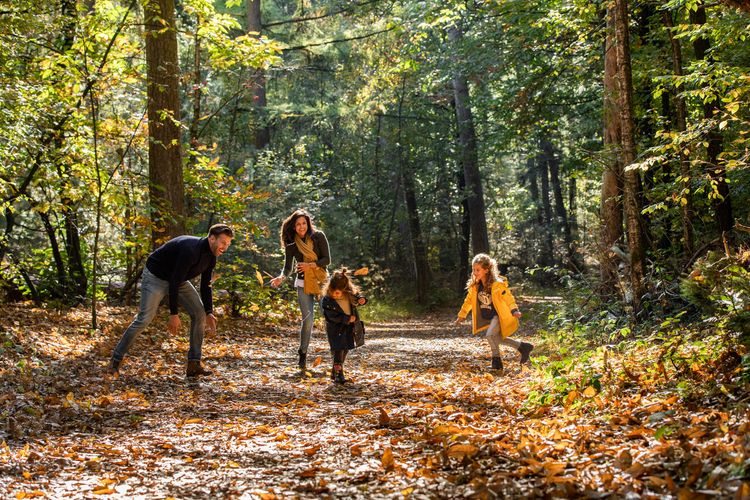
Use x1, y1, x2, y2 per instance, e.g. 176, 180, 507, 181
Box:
465, 253, 500, 289
322, 267, 360, 300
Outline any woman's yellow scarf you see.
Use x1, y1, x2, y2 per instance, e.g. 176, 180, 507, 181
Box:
294, 234, 329, 295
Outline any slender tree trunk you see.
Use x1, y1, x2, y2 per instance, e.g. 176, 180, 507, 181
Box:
458, 164, 471, 292
543, 139, 574, 265
662, 10, 693, 257
144, 0, 185, 245
537, 148, 555, 266
39, 211, 67, 296
601, 5, 624, 296
615, 0, 647, 313
248, 0, 270, 149
448, 25, 489, 255
690, 4, 733, 240
397, 80, 429, 302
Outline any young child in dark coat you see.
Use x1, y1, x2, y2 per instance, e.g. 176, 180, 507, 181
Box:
320, 268, 366, 383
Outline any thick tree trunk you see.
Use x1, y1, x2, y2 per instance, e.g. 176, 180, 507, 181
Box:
448, 25, 489, 256
601, 5, 624, 296
248, 0, 270, 149
662, 10, 693, 257
615, 0, 647, 313
690, 4, 733, 239
144, 0, 185, 245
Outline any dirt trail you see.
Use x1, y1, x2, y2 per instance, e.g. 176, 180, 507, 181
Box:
3, 303, 744, 498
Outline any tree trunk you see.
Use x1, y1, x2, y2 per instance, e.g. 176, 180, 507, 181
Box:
615, 0, 647, 313
397, 80, 429, 302
601, 4, 624, 296
458, 163, 471, 292
448, 25, 489, 256
537, 148, 555, 266
662, 10, 693, 257
144, 0, 185, 245
39, 211, 67, 297
248, 0, 270, 149
690, 4, 733, 239
543, 139, 574, 267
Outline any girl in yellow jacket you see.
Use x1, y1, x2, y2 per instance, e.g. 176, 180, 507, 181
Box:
454, 253, 533, 371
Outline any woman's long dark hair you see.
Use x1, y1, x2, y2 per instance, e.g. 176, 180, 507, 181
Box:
279, 209, 315, 247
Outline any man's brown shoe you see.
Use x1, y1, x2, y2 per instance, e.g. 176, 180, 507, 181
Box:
186, 360, 213, 378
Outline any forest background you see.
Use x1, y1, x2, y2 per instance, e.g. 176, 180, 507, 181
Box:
1, 0, 750, 485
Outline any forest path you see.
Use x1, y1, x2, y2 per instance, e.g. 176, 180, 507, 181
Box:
2, 298, 741, 498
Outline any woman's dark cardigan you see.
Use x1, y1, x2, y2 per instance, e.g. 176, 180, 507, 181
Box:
280, 231, 330, 281
320, 294, 365, 350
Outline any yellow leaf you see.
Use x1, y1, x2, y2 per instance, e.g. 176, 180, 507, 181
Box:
565, 391, 578, 406
92, 486, 115, 495
183, 418, 203, 424
353, 267, 369, 276
401, 487, 414, 496
446, 444, 479, 459
351, 409, 371, 415
582, 386, 597, 397
543, 461, 566, 476
381, 447, 395, 470
255, 270, 264, 286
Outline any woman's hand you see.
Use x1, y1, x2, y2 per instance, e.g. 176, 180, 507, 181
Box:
296, 262, 316, 272
270, 276, 284, 288
511, 309, 522, 318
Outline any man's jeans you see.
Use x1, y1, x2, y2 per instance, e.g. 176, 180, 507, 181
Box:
297, 286, 316, 354
112, 267, 207, 362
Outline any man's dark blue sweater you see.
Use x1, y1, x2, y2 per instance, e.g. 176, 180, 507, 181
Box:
146, 236, 215, 315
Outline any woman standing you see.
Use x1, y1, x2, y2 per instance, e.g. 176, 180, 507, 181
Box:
270, 209, 330, 370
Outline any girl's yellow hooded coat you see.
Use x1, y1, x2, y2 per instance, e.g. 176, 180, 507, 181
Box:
458, 278, 519, 338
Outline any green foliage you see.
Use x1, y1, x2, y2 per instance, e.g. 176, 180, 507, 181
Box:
680, 249, 750, 336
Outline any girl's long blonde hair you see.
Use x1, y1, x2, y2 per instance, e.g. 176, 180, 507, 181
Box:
465, 253, 500, 290
322, 267, 360, 300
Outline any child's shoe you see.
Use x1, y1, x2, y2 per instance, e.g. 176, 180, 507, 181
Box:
333, 364, 346, 384
518, 342, 534, 364
491, 357, 503, 371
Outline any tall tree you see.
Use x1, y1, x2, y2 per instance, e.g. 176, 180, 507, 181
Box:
662, 10, 693, 257
144, 0, 185, 244
689, 3, 733, 240
448, 24, 489, 255
600, 5, 624, 296
247, 0, 270, 149
614, 0, 647, 312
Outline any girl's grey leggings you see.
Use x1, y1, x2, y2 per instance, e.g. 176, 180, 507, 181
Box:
485, 315, 520, 356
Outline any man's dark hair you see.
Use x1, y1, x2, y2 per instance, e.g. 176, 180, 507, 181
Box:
208, 224, 234, 238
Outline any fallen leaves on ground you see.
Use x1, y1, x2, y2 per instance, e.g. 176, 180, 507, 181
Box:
0, 302, 747, 498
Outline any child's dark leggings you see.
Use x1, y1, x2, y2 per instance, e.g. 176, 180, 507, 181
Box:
332, 349, 348, 364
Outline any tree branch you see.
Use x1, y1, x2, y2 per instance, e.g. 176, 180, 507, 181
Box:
283, 26, 394, 52
263, 0, 382, 28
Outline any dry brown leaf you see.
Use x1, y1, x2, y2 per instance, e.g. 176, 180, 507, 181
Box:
378, 408, 391, 427
311, 356, 323, 367
353, 267, 369, 276
446, 444, 479, 459
303, 445, 320, 456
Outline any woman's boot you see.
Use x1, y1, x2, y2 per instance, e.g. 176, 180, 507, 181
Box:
298, 349, 307, 370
